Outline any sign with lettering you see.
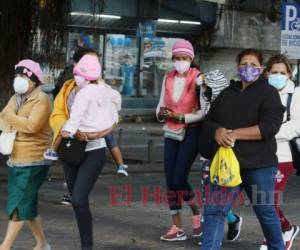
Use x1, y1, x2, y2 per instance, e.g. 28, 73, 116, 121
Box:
281, 1, 300, 59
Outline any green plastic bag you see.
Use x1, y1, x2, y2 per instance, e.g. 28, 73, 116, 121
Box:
210, 147, 242, 187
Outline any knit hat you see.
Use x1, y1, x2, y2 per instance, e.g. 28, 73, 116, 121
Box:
15, 59, 44, 84
204, 70, 229, 101
73, 54, 101, 81
172, 39, 194, 60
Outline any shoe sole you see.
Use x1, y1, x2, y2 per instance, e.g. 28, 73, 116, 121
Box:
61, 201, 72, 205
227, 216, 243, 242
286, 226, 299, 250
192, 232, 203, 237
160, 235, 187, 241
117, 171, 128, 177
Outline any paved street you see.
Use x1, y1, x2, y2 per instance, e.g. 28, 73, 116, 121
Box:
0, 170, 300, 250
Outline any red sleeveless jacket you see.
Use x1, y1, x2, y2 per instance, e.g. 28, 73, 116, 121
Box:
164, 68, 200, 130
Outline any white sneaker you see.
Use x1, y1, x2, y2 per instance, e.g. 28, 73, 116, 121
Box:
284, 225, 299, 250
160, 225, 187, 241
259, 240, 267, 250
260, 245, 267, 250
117, 165, 128, 176
42, 244, 51, 250
43, 148, 58, 160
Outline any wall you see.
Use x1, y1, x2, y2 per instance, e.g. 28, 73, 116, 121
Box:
211, 8, 281, 50
198, 48, 276, 81
198, 8, 281, 80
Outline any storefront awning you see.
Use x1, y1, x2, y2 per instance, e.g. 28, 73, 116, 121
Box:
69, 0, 217, 37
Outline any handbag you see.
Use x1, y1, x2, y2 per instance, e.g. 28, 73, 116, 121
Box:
57, 138, 87, 165
0, 131, 17, 155
286, 93, 300, 175
163, 124, 186, 141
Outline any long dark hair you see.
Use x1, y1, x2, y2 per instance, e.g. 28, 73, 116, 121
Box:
236, 48, 264, 66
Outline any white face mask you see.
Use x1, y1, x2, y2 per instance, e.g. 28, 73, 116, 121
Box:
173, 60, 191, 74
74, 75, 89, 89
13, 76, 29, 94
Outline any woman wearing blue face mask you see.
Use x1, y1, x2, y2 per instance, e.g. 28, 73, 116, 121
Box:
201, 49, 285, 250
261, 55, 300, 250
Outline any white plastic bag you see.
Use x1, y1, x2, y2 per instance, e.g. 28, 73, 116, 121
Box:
0, 131, 16, 155
163, 125, 186, 141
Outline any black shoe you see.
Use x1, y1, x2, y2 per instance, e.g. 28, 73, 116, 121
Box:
227, 215, 243, 241
61, 195, 72, 205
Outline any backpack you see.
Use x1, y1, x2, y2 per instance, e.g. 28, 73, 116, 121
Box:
286, 93, 300, 176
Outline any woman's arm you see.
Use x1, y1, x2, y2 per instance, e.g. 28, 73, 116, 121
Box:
49, 84, 70, 136
258, 87, 284, 140
229, 87, 284, 143
0, 96, 17, 132
156, 76, 166, 122
5, 97, 51, 133
75, 125, 115, 141
62, 89, 89, 135
276, 88, 300, 140
184, 85, 208, 124
230, 126, 262, 141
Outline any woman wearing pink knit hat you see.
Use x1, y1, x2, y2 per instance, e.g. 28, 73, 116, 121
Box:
156, 39, 204, 241
0, 59, 52, 250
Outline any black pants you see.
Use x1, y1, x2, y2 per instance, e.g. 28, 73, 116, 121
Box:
63, 148, 106, 249
164, 126, 200, 212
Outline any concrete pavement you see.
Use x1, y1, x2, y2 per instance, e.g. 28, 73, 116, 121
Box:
0, 171, 300, 250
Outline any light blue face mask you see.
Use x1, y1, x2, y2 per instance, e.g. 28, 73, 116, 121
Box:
268, 74, 288, 90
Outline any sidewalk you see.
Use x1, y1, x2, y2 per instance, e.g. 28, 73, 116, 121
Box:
0, 172, 300, 250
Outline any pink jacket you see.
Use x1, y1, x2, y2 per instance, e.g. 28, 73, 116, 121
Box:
63, 83, 121, 135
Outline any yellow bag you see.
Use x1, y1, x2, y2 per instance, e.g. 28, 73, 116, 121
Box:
210, 147, 242, 187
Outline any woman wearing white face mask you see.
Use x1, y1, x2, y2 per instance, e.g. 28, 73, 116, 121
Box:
156, 39, 204, 241
0, 59, 52, 250
262, 55, 300, 250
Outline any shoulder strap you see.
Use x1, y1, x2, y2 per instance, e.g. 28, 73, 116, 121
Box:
286, 93, 293, 121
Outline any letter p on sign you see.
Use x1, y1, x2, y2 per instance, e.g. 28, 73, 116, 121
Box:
286, 5, 297, 30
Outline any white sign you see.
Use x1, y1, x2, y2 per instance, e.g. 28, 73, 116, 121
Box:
281, 2, 300, 59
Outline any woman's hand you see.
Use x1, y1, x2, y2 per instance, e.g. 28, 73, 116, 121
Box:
76, 125, 115, 141
61, 131, 70, 138
88, 126, 114, 139
158, 107, 167, 120
75, 130, 89, 141
163, 110, 178, 120
215, 127, 234, 147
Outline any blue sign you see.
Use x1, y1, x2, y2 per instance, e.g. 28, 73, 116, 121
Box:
136, 21, 156, 39
281, 1, 300, 59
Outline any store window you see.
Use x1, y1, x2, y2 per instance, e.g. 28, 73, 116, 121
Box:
143, 37, 179, 97
65, 32, 182, 100
104, 34, 138, 97
68, 32, 103, 61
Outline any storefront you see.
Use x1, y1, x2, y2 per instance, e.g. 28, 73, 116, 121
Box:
51, 0, 218, 109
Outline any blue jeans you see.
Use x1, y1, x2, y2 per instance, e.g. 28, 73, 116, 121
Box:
202, 166, 284, 250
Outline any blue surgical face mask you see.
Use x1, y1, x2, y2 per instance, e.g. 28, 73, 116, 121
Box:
268, 74, 288, 90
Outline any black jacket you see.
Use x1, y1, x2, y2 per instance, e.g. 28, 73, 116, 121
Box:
200, 76, 284, 170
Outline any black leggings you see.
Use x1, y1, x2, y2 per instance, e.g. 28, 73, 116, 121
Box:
63, 148, 105, 249
164, 127, 200, 212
